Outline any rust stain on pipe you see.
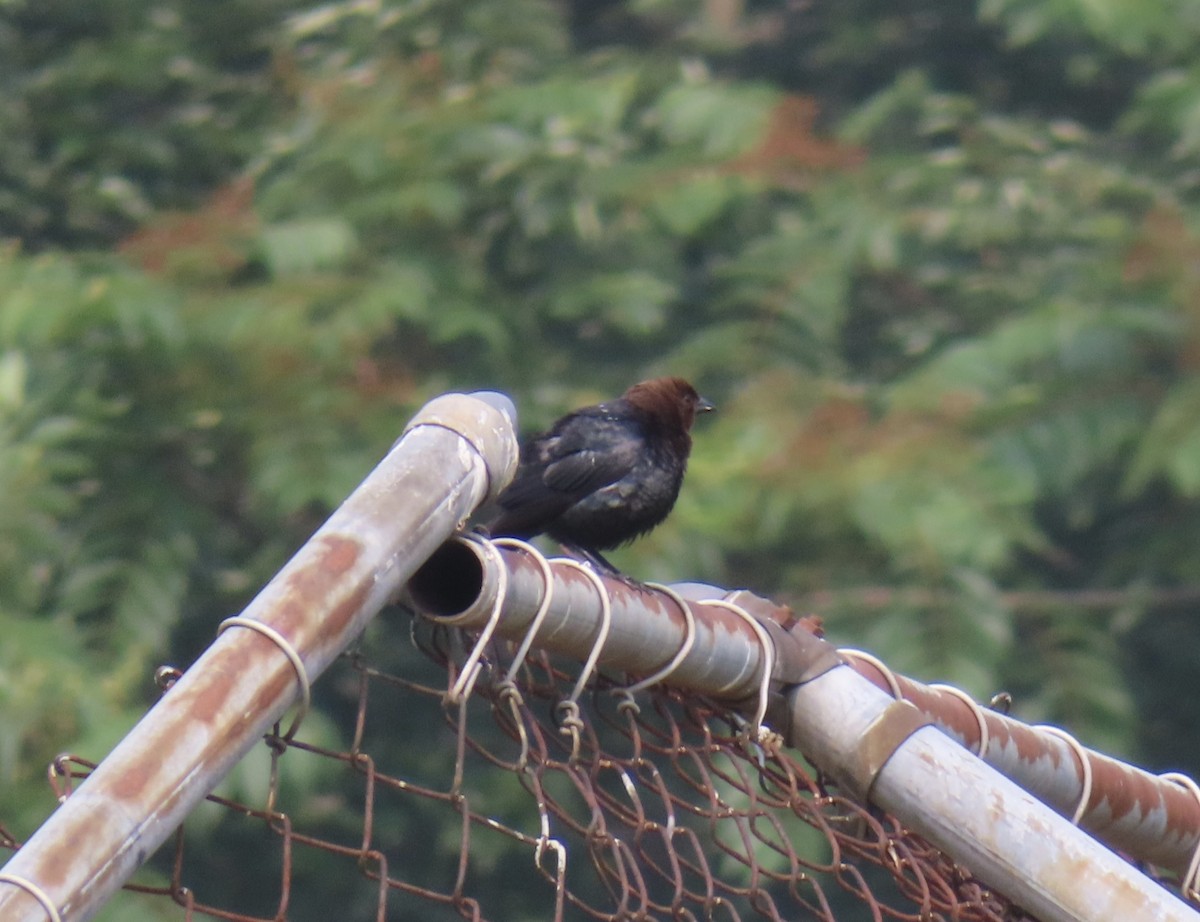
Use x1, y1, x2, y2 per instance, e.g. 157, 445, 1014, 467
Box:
273, 535, 365, 636
187, 644, 260, 727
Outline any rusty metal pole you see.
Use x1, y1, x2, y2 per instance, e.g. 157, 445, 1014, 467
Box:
405, 537, 783, 703
0, 392, 517, 922
405, 539, 1200, 921
410, 538, 1200, 882
839, 654, 1200, 874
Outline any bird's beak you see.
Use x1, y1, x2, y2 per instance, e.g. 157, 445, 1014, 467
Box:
698, 396, 715, 413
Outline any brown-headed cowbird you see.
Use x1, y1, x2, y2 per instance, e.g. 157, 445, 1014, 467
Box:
485, 377, 713, 571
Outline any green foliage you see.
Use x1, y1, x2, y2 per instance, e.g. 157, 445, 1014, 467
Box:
980, 0, 1200, 54
6, 0, 1200, 912
0, 0, 296, 247
0, 252, 183, 826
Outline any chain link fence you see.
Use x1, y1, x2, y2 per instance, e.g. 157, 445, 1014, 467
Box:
5, 613, 1045, 921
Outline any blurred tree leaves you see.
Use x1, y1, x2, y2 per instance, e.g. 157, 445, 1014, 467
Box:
6, 0, 1200, 911
0, 0, 293, 247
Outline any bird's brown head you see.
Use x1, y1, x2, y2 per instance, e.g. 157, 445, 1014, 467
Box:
623, 376, 714, 433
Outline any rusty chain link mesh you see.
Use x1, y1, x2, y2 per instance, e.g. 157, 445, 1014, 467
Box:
5, 612, 1054, 921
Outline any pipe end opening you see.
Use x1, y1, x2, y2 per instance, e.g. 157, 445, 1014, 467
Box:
407, 539, 485, 618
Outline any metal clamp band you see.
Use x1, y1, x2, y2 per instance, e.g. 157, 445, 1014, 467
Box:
846, 700, 932, 802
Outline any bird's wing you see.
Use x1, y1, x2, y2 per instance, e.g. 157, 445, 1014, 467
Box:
541, 445, 634, 495
486, 409, 642, 540
538, 412, 641, 497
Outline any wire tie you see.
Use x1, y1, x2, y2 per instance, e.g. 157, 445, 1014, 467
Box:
1038, 726, 1093, 826
839, 648, 905, 700
1162, 772, 1200, 901
217, 616, 311, 741
550, 558, 612, 760
930, 683, 990, 758
613, 688, 641, 716
553, 700, 586, 762
701, 597, 775, 733
622, 582, 696, 693
0, 874, 62, 922
552, 558, 613, 706
446, 534, 509, 704
493, 538, 556, 685
494, 679, 532, 771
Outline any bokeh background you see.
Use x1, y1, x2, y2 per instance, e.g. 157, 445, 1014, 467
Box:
5, 0, 1200, 917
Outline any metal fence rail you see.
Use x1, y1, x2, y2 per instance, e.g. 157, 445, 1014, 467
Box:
404, 534, 1200, 922
0, 392, 517, 922
407, 534, 1200, 882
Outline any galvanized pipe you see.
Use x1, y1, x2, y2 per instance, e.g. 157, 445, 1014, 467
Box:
786, 668, 1200, 922
843, 658, 1200, 875
0, 392, 518, 922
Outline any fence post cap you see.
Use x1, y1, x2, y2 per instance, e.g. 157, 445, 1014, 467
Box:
404, 391, 519, 502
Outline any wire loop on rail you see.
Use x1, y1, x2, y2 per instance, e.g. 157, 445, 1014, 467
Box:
486, 539, 560, 770
930, 684, 990, 758
0, 874, 62, 922
1037, 726, 1092, 826
1163, 772, 1200, 901
445, 534, 509, 705
550, 557, 613, 760
699, 597, 774, 734
838, 649, 904, 701
622, 581, 697, 693
493, 538, 556, 685
216, 617, 311, 741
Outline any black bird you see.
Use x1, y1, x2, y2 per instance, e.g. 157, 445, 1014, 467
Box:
485, 377, 713, 571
